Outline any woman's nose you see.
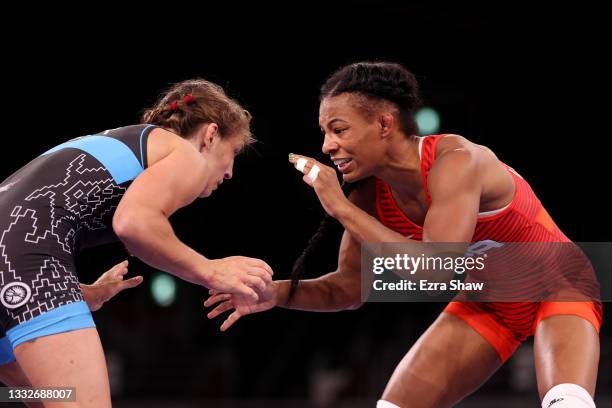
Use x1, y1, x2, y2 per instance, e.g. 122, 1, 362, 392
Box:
322, 135, 339, 154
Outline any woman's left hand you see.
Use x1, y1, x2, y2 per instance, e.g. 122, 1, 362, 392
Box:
289, 153, 349, 219
81, 260, 143, 312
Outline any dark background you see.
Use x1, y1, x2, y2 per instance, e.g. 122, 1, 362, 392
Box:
2, 2, 610, 406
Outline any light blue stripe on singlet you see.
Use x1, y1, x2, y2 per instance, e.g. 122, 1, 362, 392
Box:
41, 135, 144, 184
0, 335, 15, 364
6, 301, 95, 350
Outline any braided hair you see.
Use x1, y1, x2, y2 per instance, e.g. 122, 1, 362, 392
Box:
142, 79, 253, 144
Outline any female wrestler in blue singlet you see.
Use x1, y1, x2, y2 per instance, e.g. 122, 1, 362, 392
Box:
0, 79, 273, 407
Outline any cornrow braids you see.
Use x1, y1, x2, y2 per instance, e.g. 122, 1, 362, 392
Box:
288, 181, 362, 302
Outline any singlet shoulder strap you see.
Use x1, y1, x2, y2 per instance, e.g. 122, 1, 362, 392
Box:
420, 134, 446, 205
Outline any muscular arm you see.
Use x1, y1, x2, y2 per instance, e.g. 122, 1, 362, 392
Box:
274, 180, 377, 312
276, 228, 363, 311
112, 135, 210, 285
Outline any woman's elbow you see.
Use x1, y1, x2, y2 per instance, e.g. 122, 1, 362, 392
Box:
112, 210, 141, 240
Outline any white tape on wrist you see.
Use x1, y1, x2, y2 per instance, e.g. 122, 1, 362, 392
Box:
295, 158, 308, 172
307, 165, 320, 182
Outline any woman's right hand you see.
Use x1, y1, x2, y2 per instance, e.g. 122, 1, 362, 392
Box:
204, 281, 280, 331
203, 256, 274, 302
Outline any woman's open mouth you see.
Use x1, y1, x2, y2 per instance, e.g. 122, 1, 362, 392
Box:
333, 158, 353, 173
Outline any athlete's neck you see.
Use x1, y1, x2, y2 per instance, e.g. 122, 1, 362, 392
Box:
376, 134, 423, 196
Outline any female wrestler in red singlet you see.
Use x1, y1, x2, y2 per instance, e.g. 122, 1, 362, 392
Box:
206, 62, 601, 408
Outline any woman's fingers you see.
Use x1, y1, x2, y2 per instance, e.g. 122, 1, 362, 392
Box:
220, 310, 243, 332
246, 259, 274, 276
237, 284, 259, 302
203, 293, 232, 308
207, 301, 234, 319
289, 154, 324, 186
247, 267, 273, 284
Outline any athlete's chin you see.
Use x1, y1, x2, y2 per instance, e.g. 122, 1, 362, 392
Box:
341, 169, 367, 183
342, 173, 356, 183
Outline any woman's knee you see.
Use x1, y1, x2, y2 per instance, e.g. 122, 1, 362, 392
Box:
535, 315, 600, 398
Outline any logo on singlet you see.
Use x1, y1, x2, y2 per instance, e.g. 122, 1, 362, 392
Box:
548, 398, 564, 407
1, 282, 32, 309
466, 240, 504, 256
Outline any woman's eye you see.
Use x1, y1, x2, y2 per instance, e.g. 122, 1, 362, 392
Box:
334, 128, 346, 134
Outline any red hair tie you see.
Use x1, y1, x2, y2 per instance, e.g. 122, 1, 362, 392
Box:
183, 94, 195, 105
169, 101, 179, 111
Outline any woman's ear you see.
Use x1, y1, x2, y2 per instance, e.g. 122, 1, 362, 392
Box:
379, 113, 395, 138
200, 123, 220, 151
